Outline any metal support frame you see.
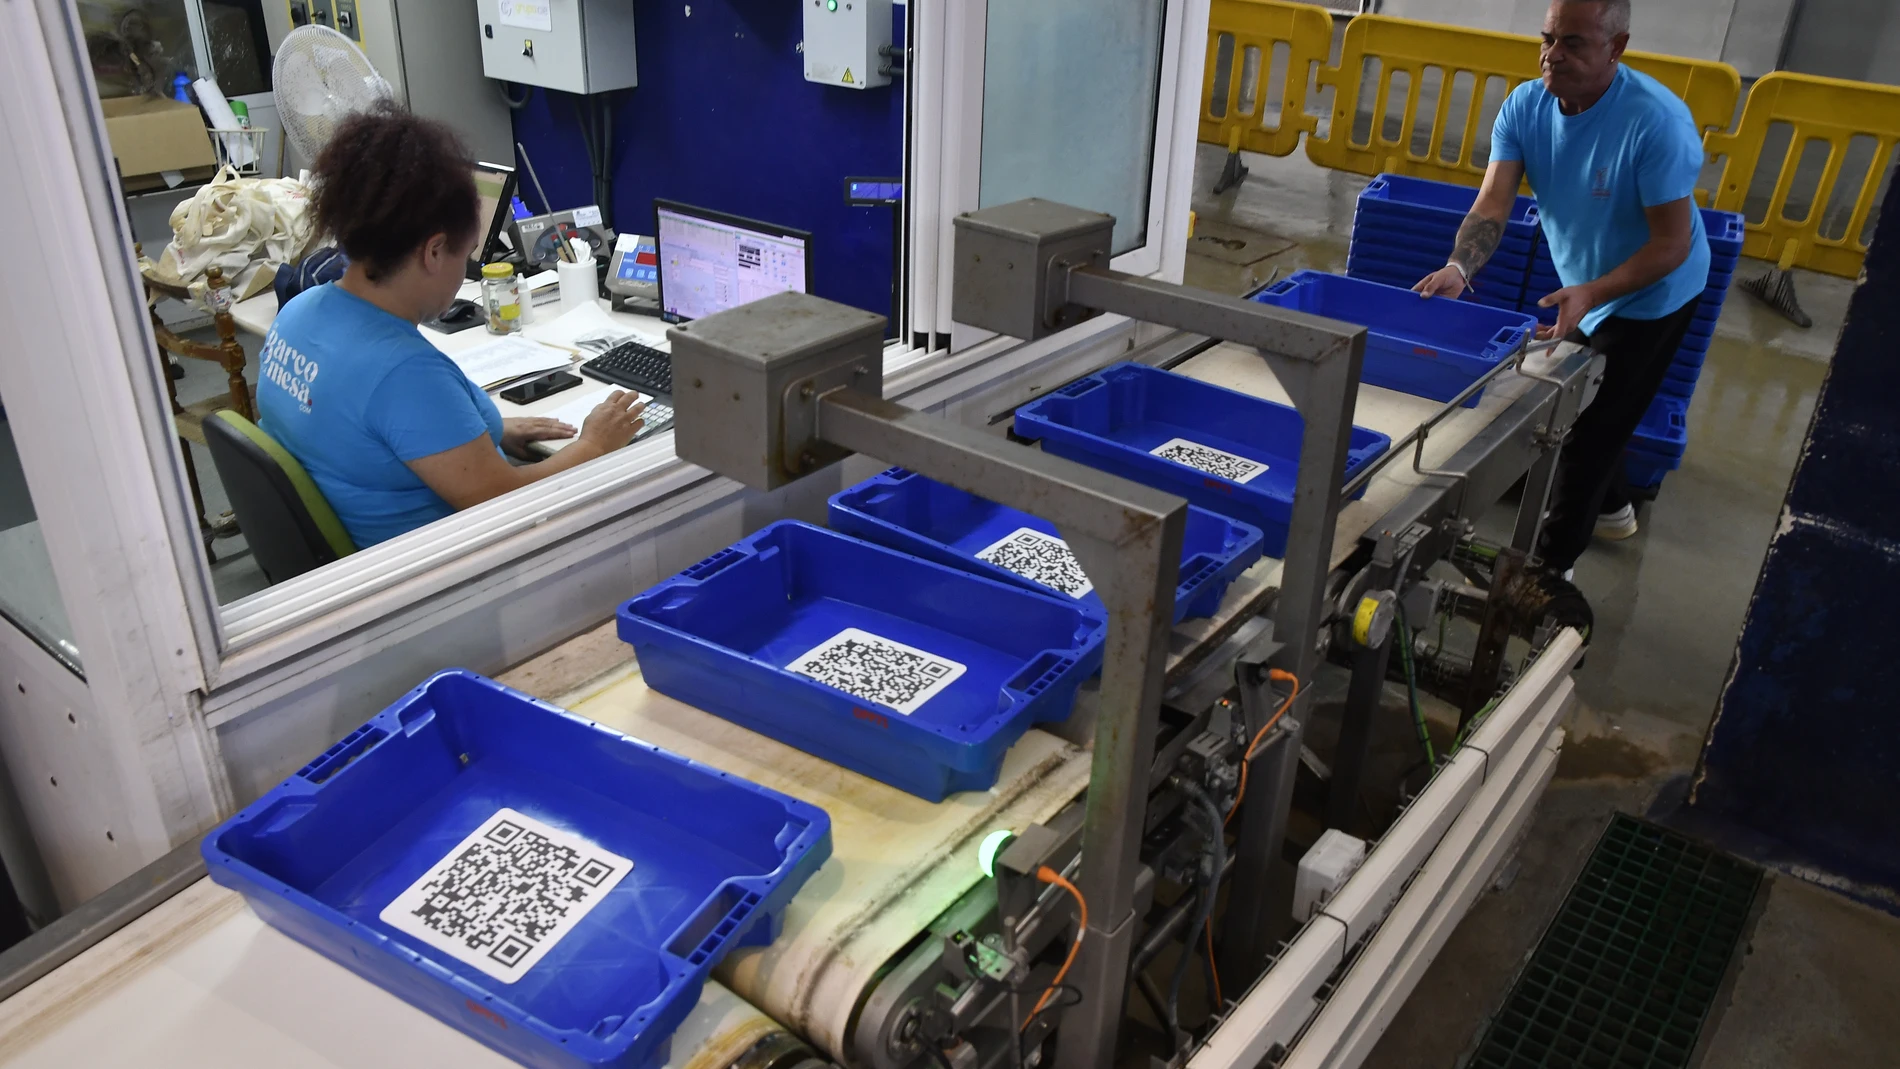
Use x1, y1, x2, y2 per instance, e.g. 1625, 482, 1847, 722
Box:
1513, 448, 1561, 556
1352, 347, 1600, 572
1462, 547, 1527, 724
953, 198, 1369, 1014
1326, 535, 1402, 837
819, 390, 1187, 1069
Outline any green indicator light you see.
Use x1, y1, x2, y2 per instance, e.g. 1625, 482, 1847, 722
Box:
978, 829, 1015, 878
827, 0, 837, 9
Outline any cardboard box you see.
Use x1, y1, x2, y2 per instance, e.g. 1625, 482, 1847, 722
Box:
99, 96, 218, 184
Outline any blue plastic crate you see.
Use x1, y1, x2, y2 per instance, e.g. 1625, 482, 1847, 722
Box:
1624, 450, 1681, 491
1012, 362, 1391, 558
202, 670, 831, 1069
1678, 336, 1712, 361
1350, 225, 1535, 272
1656, 377, 1697, 401
1702, 207, 1746, 260
1254, 271, 1535, 406
1358, 174, 1540, 246
1344, 265, 1527, 316
1346, 245, 1530, 293
618, 521, 1105, 802
1631, 394, 1690, 458
827, 468, 1265, 623
1352, 205, 1539, 255
1667, 356, 1703, 382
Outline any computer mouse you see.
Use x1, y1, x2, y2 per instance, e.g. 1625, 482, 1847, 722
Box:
440, 300, 479, 324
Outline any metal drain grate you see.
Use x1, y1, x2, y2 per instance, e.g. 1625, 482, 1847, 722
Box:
1467, 813, 1763, 1069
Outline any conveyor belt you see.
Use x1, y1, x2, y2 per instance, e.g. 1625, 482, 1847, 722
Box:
0, 876, 786, 1068
556, 666, 1094, 1058
0, 342, 1584, 1067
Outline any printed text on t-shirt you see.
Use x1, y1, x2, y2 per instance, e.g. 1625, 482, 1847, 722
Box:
261, 329, 321, 412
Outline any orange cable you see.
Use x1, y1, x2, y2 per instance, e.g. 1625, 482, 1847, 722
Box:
1022, 866, 1088, 1030
1226, 670, 1301, 825
1205, 924, 1224, 1009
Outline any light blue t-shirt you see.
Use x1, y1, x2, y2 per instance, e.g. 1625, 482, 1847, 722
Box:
257, 285, 503, 547
1492, 65, 1711, 334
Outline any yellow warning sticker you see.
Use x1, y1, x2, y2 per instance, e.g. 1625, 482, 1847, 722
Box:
842, 68, 855, 84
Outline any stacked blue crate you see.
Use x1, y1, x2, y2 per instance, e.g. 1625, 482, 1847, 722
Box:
1623, 208, 1744, 490
1345, 174, 1540, 314
1342, 174, 1747, 495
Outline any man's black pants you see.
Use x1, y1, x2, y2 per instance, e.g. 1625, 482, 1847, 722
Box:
1538, 297, 1699, 572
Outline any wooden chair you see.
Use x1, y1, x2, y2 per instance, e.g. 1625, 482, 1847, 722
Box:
139, 257, 252, 556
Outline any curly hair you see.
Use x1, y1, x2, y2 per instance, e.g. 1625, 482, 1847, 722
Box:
309, 103, 479, 281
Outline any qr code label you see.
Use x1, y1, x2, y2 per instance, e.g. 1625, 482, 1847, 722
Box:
976, 527, 1094, 599
1150, 437, 1269, 484
786, 627, 968, 715
379, 808, 631, 983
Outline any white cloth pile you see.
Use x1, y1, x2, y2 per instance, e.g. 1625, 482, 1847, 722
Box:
146, 166, 319, 305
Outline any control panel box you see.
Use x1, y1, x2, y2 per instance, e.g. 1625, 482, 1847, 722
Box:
802, 0, 892, 90
477, 0, 638, 94
669, 291, 886, 492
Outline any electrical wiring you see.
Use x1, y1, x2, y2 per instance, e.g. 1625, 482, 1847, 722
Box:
1395, 602, 1437, 767
568, 93, 616, 231
1226, 669, 1301, 824
1022, 866, 1087, 1029
1167, 781, 1226, 1039
496, 81, 533, 110
1017, 983, 1084, 1064
1205, 925, 1223, 1010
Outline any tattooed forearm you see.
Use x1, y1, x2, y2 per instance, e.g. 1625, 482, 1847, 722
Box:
1450, 211, 1504, 276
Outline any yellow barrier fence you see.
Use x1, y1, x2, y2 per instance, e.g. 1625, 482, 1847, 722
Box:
1306, 15, 1539, 185
1199, 4, 1897, 278
1708, 71, 1900, 278
1303, 14, 1740, 191
1200, 0, 1334, 161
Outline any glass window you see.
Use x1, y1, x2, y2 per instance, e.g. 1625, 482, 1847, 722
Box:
978, 0, 1169, 255
0, 404, 82, 677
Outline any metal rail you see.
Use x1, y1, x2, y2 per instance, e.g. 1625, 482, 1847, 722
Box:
1342, 339, 1568, 498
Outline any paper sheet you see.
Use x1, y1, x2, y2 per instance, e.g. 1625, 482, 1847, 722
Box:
538, 384, 620, 430
448, 337, 572, 389
524, 301, 629, 350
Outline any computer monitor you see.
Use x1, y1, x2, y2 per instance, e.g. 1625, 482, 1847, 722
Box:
654, 199, 812, 324
470, 162, 519, 268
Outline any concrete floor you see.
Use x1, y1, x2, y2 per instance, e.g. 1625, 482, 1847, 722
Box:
1186, 145, 1900, 1067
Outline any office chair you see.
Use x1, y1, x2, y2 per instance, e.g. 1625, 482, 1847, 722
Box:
202, 411, 356, 585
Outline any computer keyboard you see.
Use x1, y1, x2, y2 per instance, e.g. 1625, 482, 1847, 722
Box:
636, 401, 675, 439
581, 340, 673, 395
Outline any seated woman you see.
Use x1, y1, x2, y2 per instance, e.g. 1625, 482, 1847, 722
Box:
257, 104, 644, 548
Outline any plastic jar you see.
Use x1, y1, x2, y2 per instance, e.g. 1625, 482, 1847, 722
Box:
481, 262, 523, 334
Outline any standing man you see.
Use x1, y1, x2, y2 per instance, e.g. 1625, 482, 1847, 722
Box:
1415, 0, 1709, 578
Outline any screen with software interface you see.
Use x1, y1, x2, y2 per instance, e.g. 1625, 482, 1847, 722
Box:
657, 206, 809, 322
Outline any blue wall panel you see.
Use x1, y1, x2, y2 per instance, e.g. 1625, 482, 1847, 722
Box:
509, 1, 904, 324
1687, 197, 1900, 905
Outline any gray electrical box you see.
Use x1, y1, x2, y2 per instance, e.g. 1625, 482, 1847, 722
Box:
668, 292, 886, 492
951, 199, 1114, 341
802, 0, 892, 89
476, 0, 638, 94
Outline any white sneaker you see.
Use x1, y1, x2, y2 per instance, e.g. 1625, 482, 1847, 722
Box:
1594, 504, 1638, 541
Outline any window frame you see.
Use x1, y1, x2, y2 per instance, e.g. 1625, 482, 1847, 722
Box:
7, 0, 1210, 712
906, 0, 1204, 352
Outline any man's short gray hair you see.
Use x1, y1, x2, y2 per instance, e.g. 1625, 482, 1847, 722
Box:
1563, 0, 1632, 37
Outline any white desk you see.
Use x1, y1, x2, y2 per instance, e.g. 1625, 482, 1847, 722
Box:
231, 283, 671, 456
